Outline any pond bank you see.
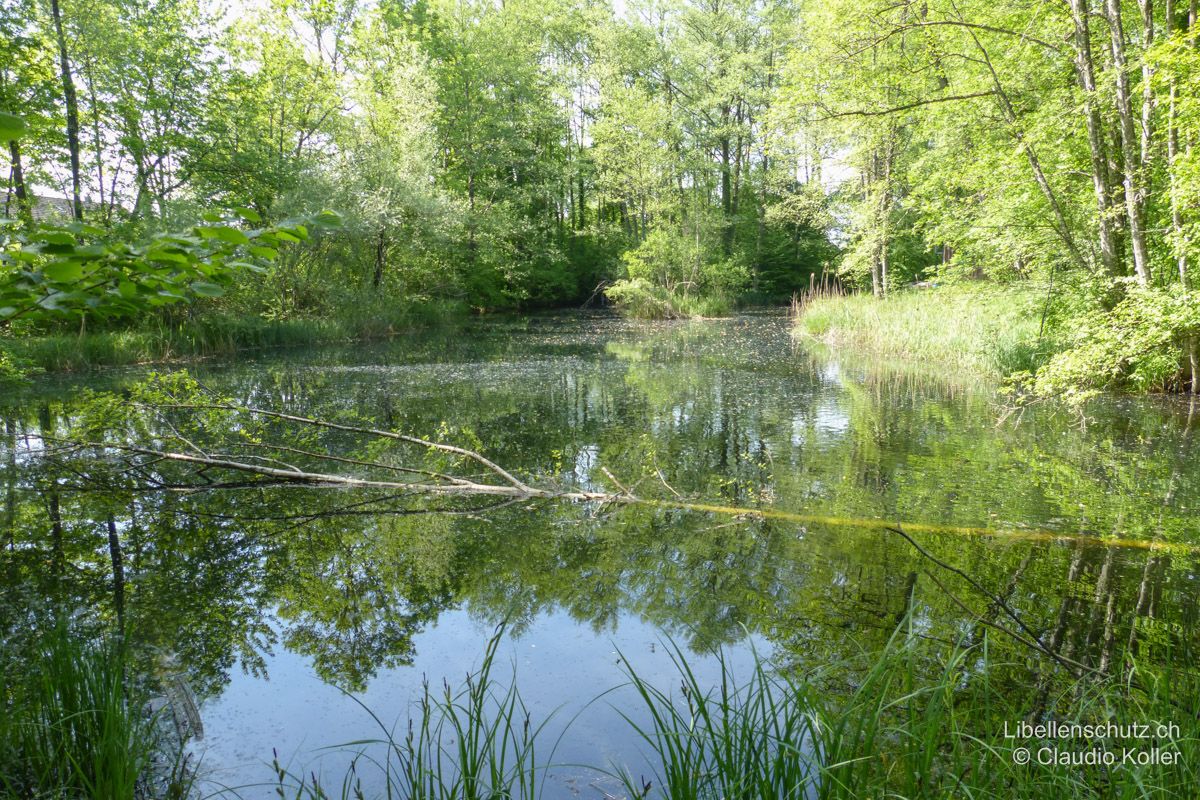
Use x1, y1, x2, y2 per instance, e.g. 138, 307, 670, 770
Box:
0, 306, 469, 375
793, 284, 1049, 380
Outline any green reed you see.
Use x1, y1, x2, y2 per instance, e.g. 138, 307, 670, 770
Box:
267, 633, 546, 800
0, 622, 173, 800
244, 614, 1200, 800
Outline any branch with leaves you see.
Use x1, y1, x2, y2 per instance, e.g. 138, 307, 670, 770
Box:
0, 210, 341, 327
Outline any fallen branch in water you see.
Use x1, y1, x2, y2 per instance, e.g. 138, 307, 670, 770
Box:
46, 435, 618, 502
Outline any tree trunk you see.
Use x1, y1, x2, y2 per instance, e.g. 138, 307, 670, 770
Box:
1069, 0, 1121, 275
721, 126, 733, 257
6, 139, 31, 222
1189, 336, 1199, 394
965, 26, 1088, 271
50, 0, 84, 221
1106, 0, 1152, 284
106, 515, 125, 637
373, 228, 387, 289
1168, 0, 1188, 284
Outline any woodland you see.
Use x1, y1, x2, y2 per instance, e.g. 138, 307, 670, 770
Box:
5, 2, 1200, 797
2, 0, 1198, 396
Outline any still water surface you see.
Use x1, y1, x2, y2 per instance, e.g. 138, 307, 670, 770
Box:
3, 312, 1199, 794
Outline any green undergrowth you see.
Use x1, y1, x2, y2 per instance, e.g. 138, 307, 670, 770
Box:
0, 300, 466, 374
795, 283, 1050, 379
605, 278, 736, 320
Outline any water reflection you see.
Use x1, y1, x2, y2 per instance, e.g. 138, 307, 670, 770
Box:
2, 312, 1199, 789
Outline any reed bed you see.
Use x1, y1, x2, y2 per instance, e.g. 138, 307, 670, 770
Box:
4, 614, 1195, 799
0, 623, 177, 799
794, 283, 1049, 378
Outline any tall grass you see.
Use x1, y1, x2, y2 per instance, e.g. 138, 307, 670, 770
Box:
266, 633, 546, 800
0, 623, 166, 799
795, 284, 1050, 378
221, 614, 1199, 800
616, 641, 817, 800
617, 621, 1198, 799
2, 300, 467, 373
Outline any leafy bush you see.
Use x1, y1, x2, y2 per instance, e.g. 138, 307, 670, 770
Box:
1032, 283, 1200, 400
605, 278, 734, 320
0, 212, 340, 330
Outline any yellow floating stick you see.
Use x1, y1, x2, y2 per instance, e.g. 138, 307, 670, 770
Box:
640, 499, 1200, 558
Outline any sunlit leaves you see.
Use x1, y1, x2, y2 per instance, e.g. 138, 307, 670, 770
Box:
0, 111, 24, 141
0, 212, 340, 326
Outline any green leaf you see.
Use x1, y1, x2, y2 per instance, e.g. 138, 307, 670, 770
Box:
234, 206, 262, 223
37, 232, 77, 246
0, 112, 25, 142
43, 262, 86, 283
146, 249, 191, 265
248, 245, 278, 260
197, 226, 251, 245
190, 281, 225, 297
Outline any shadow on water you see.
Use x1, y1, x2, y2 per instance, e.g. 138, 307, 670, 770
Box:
2, 311, 1200, 794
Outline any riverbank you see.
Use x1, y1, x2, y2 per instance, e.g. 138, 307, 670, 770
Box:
793, 284, 1049, 379
0, 303, 467, 375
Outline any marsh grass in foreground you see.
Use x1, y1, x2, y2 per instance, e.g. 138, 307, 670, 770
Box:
795, 284, 1051, 378
243, 616, 1199, 800
0, 623, 188, 800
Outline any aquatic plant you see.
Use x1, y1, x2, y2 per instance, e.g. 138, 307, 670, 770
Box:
0, 622, 170, 799
795, 284, 1048, 379
264, 632, 547, 800
217, 617, 1200, 800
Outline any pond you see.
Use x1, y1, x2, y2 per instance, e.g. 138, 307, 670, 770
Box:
2, 311, 1199, 796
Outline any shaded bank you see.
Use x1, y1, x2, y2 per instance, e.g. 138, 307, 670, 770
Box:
0, 303, 467, 375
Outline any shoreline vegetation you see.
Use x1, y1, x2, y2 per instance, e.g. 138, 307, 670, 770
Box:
0, 301, 468, 376
793, 284, 1049, 381
794, 283, 1200, 400
4, 620, 1196, 799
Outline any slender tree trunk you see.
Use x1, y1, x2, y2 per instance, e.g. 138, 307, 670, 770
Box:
721, 127, 733, 256
1139, 0, 1157, 169
1069, 0, 1121, 275
373, 228, 387, 289
6, 140, 31, 222
4, 418, 15, 552
1168, 0, 1188, 284
1189, 336, 1199, 394
965, 27, 1088, 271
106, 515, 125, 637
49, 0, 83, 220
1106, 0, 1153, 284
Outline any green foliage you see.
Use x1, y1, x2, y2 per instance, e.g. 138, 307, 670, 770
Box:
0, 212, 339, 328
0, 623, 161, 799
605, 278, 734, 320
0, 347, 38, 385
0, 111, 24, 141
1032, 283, 1200, 401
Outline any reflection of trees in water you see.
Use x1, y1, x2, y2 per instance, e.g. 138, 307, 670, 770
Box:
1, 317, 1199, 710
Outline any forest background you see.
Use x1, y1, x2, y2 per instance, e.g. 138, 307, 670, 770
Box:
3, 0, 1200, 399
